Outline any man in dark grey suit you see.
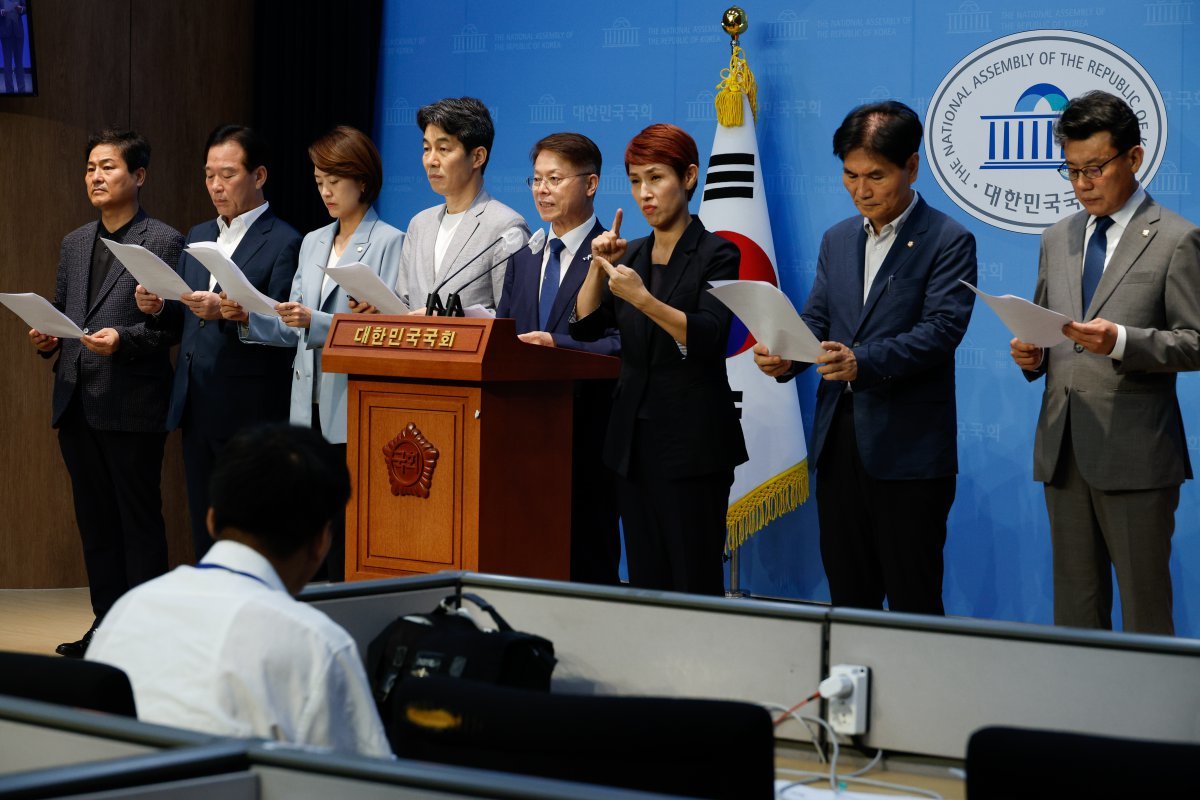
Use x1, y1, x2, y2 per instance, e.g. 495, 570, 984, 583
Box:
30, 129, 184, 657
1011, 91, 1200, 635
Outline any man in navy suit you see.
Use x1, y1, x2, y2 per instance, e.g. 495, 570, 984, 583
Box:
496, 132, 621, 585
30, 129, 183, 656
754, 101, 976, 614
137, 125, 301, 561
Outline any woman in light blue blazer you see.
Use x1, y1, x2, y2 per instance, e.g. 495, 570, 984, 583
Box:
232, 126, 404, 444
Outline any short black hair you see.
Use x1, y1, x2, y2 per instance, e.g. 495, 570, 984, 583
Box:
417, 97, 495, 174
205, 123, 271, 173
832, 101, 923, 168
86, 128, 151, 172
530, 132, 602, 176
209, 424, 351, 560
1054, 90, 1141, 153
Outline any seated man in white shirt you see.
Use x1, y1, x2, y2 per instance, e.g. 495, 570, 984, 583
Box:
87, 424, 391, 758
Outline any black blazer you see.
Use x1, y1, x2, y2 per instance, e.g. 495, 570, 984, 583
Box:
46, 211, 184, 432
571, 217, 747, 478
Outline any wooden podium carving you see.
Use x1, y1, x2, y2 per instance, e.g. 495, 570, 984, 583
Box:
322, 315, 619, 582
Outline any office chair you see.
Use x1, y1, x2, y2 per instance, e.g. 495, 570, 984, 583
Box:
0, 650, 136, 717
386, 676, 774, 800
966, 725, 1200, 798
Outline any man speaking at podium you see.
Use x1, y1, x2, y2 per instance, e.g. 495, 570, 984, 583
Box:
497, 133, 621, 585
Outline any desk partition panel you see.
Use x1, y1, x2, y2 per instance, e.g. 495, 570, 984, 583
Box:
826, 609, 1200, 759
0, 695, 213, 777
304, 573, 828, 743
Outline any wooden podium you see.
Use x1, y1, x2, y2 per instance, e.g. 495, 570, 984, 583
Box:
322, 315, 619, 582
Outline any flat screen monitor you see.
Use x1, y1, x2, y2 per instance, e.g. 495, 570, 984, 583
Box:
0, 0, 35, 97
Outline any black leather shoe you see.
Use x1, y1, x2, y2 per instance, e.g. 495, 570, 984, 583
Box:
56, 622, 98, 659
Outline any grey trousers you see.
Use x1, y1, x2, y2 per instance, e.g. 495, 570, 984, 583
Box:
1044, 432, 1177, 635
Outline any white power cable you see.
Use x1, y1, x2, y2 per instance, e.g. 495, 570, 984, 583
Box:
763, 700, 944, 800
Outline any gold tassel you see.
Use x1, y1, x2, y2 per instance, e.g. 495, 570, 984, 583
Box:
714, 44, 758, 126
725, 460, 808, 551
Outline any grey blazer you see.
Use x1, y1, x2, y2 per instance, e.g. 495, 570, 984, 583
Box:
243, 206, 404, 444
394, 188, 529, 312
45, 212, 184, 432
1027, 193, 1200, 490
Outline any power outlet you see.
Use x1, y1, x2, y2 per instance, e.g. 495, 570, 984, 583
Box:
826, 664, 870, 736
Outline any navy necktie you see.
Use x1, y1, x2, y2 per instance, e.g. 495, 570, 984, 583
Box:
1081, 215, 1114, 313
539, 238, 566, 330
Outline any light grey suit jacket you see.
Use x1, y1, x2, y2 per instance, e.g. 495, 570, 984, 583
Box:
1027, 193, 1200, 490
394, 188, 529, 312
243, 206, 404, 443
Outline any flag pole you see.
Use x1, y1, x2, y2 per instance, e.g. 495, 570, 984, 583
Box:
721, 5, 750, 600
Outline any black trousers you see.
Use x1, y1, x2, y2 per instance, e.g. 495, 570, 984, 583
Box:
569, 387, 621, 586
310, 403, 346, 583
816, 393, 955, 615
57, 397, 169, 618
616, 421, 733, 596
181, 416, 227, 562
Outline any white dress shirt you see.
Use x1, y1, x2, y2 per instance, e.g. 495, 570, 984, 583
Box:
1082, 185, 1145, 361
541, 215, 596, 296
862, 191, 920, 304
209, 202, 270, 290
87, 539, 392, 758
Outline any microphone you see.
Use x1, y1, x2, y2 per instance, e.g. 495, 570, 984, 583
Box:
425, 227, 528, 316
443, 228, 544, 317
526, 227, 547, 255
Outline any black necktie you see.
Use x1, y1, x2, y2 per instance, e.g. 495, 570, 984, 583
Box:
1081, 216, 1114, 313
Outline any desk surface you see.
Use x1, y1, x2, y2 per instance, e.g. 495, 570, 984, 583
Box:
777, 752, 964, 799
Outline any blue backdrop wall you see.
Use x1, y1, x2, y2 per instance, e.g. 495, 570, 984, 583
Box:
373, 0, 1200, 636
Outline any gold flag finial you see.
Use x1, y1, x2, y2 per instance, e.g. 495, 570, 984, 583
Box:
715, 7, 757, 126
722, 6, 748, 46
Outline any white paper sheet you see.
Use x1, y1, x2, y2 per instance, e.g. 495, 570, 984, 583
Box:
101, 239, 192, 299
184, 242, 280, 317
463, 304, 495, 319
321, 263, 409, 315
0, 293, 85, 338
708, 280, 824, 363
961, 280, 1070, 347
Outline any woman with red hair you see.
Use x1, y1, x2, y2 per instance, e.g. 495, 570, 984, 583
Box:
572, 123, 747, 595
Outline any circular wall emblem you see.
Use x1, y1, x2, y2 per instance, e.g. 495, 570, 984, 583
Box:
925, 30, 1166, 234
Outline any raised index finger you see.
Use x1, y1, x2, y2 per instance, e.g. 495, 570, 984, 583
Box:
610, 208, 623, 238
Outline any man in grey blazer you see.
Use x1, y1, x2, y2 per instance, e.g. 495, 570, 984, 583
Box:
391, 97, 528, 313
30, 129, 184, 657
1011, 91, 1200, 635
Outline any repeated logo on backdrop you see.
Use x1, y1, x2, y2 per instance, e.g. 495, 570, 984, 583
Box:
925, 30, 1166, 234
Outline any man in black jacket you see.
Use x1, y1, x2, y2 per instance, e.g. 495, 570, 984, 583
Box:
30, 128, 184, 657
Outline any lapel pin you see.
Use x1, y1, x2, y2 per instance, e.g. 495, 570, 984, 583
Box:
1141, 229, 1149, 237
906, 240, 914, 248
356, 245, 364, 252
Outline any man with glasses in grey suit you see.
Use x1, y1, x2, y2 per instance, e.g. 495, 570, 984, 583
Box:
1011, 90, 1200, 635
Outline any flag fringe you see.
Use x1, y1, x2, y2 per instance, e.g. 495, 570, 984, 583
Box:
714, 44, 757, 126
725, 460, 808, 552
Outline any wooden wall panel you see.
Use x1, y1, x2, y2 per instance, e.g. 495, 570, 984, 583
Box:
0, 0, 253, 589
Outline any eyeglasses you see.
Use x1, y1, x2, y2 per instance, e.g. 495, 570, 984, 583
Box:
526, 173, 590, 190
1056, 151, 1125, 182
